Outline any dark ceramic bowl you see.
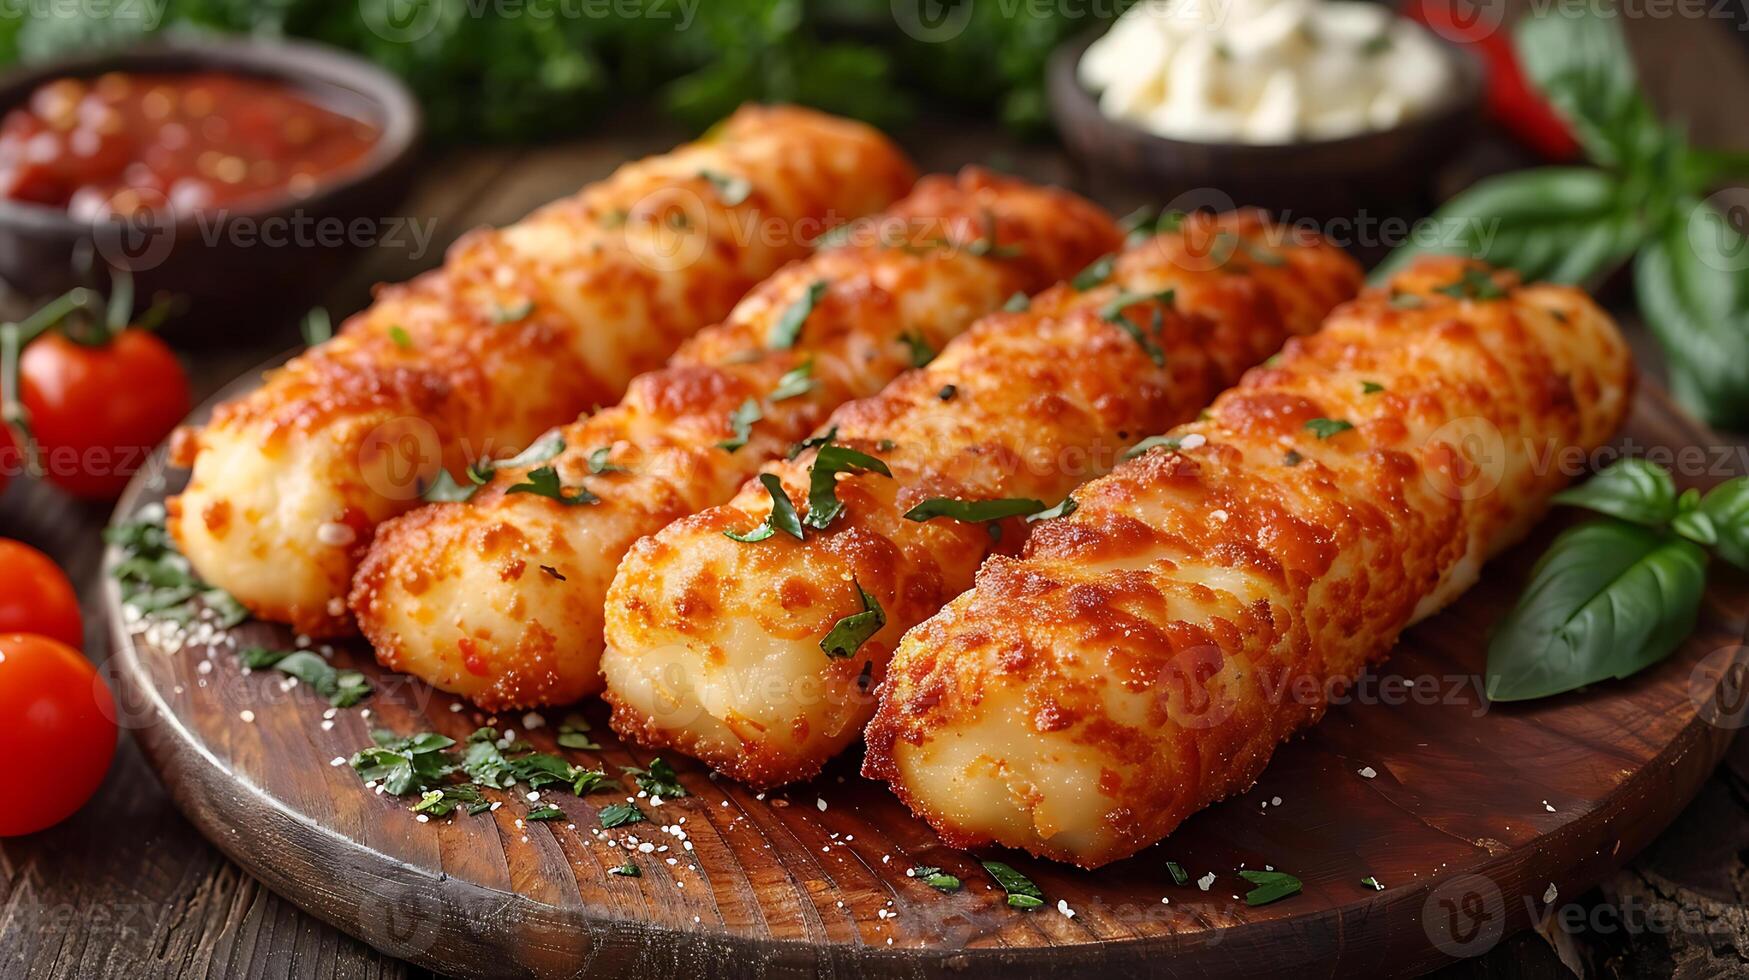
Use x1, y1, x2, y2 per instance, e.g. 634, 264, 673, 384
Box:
0, 35, 421, 342
1049, 28, 1484, 222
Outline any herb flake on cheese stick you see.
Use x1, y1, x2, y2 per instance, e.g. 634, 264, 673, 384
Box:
350, 170, 1122, 709
168, 106, 916, 637
601, 211, 1365, 789
863, 257, 1635, 868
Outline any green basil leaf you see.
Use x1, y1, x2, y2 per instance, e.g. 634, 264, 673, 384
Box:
1305, 418, 1353, 440
820, 581, 885, 659
1124, 434, 1184, 460
910, 866, 962, 892
1551, 458, 1679, 526
981, 860, 1044, 910
505, 467, 599, 506
301, 307, 332, 346
388, 325, 413, 349
770, 360, 816, 401
699, 168, 751, 206
502, 432, 565, 469
1673, 509, 1718, 546
898, 329, 937, 367
1635, 197, 1749, 429
623, 758, 687, 798
718, 397, 763, 452
1239, 869, 1303, 906
1002, 291, 1030, 313
1026, 495, 1077, 523
1699, 478, 1749, 570
804, 443, 892, 531
1434, 267, 1508, 301
1513, 8, 1663, 172
587, 446, 627, 475
493, 300, 534, 325
726, 473, 803, 543
1373, 168, 1646, 287
787, 425, 838, 461
1072, 253, 1116, 290
768, 279, 829, 350
609, 863, 640, 877
903, 497, 1046, 523
1099, 289, 1173, 366
1486, 520, 1708, 702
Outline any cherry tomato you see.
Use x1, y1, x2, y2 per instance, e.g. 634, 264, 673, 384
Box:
21, 328, 191, 498
0, 540, 82, 647
0, 633, 117, 836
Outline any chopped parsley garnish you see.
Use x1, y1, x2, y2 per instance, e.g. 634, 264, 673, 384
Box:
1305, 418, 1354, 440
240, 647, 371, 707
1119, 206, 1185, 247
505, 466, 599, 506
982, 860, 1045, 910
1124, 434, 1183, 460
937, 384, 957, 401
300, 307, 331, 346
539, 564, 566, 580
964, 209, 1023, 259
1239, 869, 1303, 906
107, 509, 248, 629
526, 804, 565, 822
1099, 289, 1173, 366
768, 279, 828, 350
1361, 875, 1384, 891
412, 785, 482, 817
587, 446, 626, 474
599, 803, 645, 828
493, 299, 534, 324
504, 432, 566, 468
1072, 253, 1116, 290
1002, 291, 1030, 312
610, 863, 641, 877
820, 580, 885, 659
462, 727, 605, 795
1362, 381, 1385, 394
624, 758, 687, 798
1389, 290, 1425, 309
787, 425, 838, 460
351, 731, 459, 796
899, 329, 936, 367
770, 359, 817, 401
1436, 266, 1507, 301
718, 397, 763, 452
1166, 861, 1189, 886
699, 168, 751, 206
1026, 495, 1078, 523
1362, 33, 1392, 56
804, 443, 892, 530
903, 497, 1046, 524
421, 463, 491, 503
556, 712, 600, 750
910, 867, 962, 892
1284, 449, 1305, 467
388, 325, 413, 349
725, 473, 804, 542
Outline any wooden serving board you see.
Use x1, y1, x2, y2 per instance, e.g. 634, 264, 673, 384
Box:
108, 371, 1749, 980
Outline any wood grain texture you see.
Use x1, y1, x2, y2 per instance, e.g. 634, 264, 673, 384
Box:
100, 362, 1749, 979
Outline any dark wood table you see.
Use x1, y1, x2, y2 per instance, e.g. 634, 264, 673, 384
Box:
3, 14, 1747, 979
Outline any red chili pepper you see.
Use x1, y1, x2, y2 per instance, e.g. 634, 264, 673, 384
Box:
1403, 0, 1582, 161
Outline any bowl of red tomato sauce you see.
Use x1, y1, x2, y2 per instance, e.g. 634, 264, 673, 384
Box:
0, 37, 420, 340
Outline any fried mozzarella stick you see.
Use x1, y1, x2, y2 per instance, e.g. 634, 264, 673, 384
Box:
349, 170, 1120, 710
602, 212, 1364, 788
168, 106, 915, 636
864, 257, 1635, 868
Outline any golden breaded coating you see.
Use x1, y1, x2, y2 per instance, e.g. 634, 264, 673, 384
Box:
602, 212, 1365, 788
349, 169, 1121, 710
863, 257, 1635, 868
168, 106, 916, 637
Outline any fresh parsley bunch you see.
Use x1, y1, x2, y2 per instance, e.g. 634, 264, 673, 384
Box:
1379, 6, 1749, 429
1487, 459, 1749, 700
